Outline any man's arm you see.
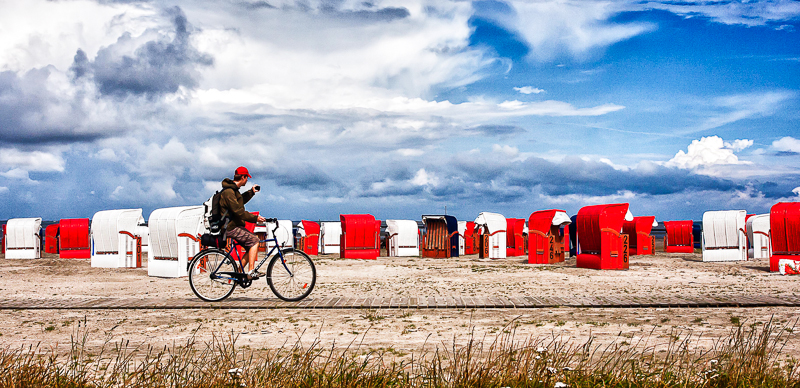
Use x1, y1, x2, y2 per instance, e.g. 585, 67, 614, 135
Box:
242, 187, 255, 204
221, 190, 258, 223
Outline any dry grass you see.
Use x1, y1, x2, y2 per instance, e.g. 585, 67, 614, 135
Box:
1, 317, 798, 388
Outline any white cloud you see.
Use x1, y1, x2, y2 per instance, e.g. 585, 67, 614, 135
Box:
543, 190, 637, 205
397, 148, 424, 157
599, 158, 630, 171
203, 180, 220, 194
107, 173, 180, 203
0, 0, 155, 72
0, 148, 65, 172
0, 186, 8, 194
725, 139, 754, 152
514, 86, 545, 94
664, 136, 753, 169
492, 144, 520, 158
0, 169, 31, 180
95, 148, 118, 161
639, 0, 800, 27
411, 168, 438, 187
498, 100, 525, 110
193, 1, 492, 102
700, 91, 795, 131
794, 187, 800, 196
493, 1, 656, 61
139, 138, 194, 177
773, 137, 800, 153
189, 1, 624, 125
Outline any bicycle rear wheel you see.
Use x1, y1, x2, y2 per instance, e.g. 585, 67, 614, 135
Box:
267, 249, 316, 302
189, 249, 237, 302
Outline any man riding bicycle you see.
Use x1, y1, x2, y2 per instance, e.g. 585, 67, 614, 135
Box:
219, 166, 266, 280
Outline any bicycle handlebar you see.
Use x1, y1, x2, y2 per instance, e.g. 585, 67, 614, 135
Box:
260, 218, 279, 235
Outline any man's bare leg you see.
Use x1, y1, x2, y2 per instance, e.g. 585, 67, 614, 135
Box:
246, 245, 259, 272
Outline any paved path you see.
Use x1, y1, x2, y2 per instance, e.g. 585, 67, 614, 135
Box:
1, 294, 798, 310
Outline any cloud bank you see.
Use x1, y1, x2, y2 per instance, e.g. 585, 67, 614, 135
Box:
0, 0, 798, 221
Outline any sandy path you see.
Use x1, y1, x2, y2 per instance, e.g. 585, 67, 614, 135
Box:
0, 252, 798, 356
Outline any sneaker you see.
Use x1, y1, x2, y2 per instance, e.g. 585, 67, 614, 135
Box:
248, 269, 265, 280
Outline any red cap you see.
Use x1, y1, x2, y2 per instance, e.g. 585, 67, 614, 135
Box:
235, 166, 251, 178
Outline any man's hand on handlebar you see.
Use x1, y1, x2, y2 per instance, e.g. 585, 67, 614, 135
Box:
256, 216, 278, 225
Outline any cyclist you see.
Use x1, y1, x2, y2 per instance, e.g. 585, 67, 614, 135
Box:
219, 166, 266, 279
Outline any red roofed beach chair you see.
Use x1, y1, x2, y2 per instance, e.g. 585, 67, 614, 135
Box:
506, 218, 526, 257
663, 220, 694, 253
770, 202, 800, 272
576, 204, 631, 270
340, 214, 380, 260
463, 221, 477, 255
58, 219, 90, 259
528, 210, 571, 264
297, 220, 320, 256
44, 224, 59, 254
622, 216, 657, 256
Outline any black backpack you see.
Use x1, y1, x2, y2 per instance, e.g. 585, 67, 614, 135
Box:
201, 187, 233, 248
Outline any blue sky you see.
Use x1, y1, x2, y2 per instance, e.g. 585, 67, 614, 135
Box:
0, 0, 798, 223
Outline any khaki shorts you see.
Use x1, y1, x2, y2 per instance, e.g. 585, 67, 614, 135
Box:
225, 226, 260, 250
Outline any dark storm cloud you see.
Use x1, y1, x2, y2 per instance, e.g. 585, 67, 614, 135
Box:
226, 112, 278, 122
242, 1, 276, 10
266, 164, 339, 191
95, 0, 152, 4
320, 5, 410, 22
360, 181, 424, 197
0, 69, 109, 145
73, 6, 213, 98
467, 124, 525, 136
360, 155, 739, 201
504, 157, 741, 197
752, 179, 800, 198
356, 166, 423, 197
338, 152, 750, 205
69, 49, 90, 80
449, 153, 508, 181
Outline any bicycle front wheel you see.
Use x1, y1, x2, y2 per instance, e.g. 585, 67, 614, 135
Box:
189, 249, 237, 302
267, 249, 316, 302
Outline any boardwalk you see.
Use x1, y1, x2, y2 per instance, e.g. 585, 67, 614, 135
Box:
2, 294, 798, 310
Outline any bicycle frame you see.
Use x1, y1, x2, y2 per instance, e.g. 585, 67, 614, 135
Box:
209, 223, 294, 283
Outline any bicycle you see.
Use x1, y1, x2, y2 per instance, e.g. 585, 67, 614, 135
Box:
188, 219, 316, 302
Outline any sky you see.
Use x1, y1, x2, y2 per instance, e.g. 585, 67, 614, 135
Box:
0, 0, 799, 223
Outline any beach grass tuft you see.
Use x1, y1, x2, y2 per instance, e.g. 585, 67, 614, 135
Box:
1, 317, 797, 387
